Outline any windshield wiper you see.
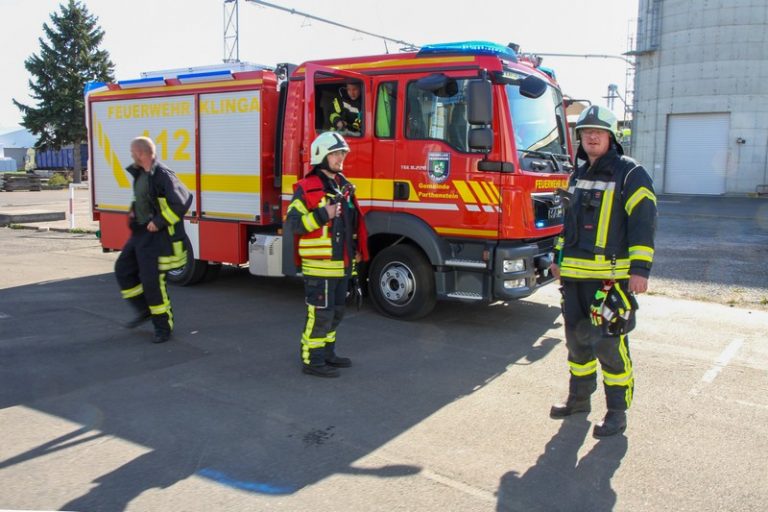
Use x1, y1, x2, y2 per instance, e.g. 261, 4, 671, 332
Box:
518, 149, 571, 173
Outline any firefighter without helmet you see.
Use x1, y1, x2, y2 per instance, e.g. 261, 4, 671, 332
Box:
575, 105, 619, 140
310, 132, 351, 165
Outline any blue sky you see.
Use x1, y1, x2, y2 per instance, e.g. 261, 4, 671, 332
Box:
0, 0, 638, 134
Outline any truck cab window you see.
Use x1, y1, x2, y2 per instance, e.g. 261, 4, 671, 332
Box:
316, 81, 364, 137
375, 82, 397, 138
405, 79, 470, 152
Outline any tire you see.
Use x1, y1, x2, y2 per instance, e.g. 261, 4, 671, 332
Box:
166, 237, 208, 286
368, 244, 436, 320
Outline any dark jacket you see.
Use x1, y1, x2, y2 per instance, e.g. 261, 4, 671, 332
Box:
555, 147, 657, 280
329, 88, 362, 132
126, 160, 192, 270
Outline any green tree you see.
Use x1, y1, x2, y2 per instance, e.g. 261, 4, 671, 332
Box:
14, 0, 114, 183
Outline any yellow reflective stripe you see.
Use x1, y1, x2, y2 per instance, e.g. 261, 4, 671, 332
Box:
299, 247, 333, 257
480, 181, 500, 203
158, 273, 173, 329
158, 241, 187, 271
625, 187, 657, 215
559, 267, 630, 280
158, 197, 181, 225
487, 182, 501, 203
629, 245, 654, 262
569, 359, 598, 377
603, 335, 634, 387
301, 266, 345, 277
301, 212, 321, 232
121, 284, 144, 299
560, 257, 631, 270
288, 199, 309, 215
149, 303, 170, 315
453, 181, 477, 203
554, 235, 565, 251
469, 180, 491, 204
595, 189, 614, 249
298, 228, 331, 247
302, 259, 345, 269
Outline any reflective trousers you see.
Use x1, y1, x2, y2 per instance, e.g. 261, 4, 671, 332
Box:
301, 276, 349, 366
561, 280, 634, 411
115, 227, 173, 333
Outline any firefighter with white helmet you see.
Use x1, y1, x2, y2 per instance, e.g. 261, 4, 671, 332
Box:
286, 132, 369, 377
549, 105, 657, 437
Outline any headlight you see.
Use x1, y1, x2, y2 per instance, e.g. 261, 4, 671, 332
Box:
504, 278, 527, 289
503, 259, 525, 273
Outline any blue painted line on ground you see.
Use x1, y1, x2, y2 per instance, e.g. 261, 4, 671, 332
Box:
196, 467, 296, 495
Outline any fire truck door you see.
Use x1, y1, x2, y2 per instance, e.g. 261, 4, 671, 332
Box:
304, 64, 372, 190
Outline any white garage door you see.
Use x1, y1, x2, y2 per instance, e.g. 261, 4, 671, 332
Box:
665, 113, 729, 195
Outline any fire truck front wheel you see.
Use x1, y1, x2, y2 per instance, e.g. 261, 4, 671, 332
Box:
369, 245, 436, 320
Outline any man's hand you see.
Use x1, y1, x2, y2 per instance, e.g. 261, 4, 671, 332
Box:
550, 262, 560, 280
628, 274, 648, 294
324, 202, 341, 219
354, 251, 362, 263
335, 119, 346, 131
147, 220, 159, 232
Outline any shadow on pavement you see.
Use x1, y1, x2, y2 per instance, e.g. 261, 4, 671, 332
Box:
496, 417, 628, 512
0, 267, 562, 511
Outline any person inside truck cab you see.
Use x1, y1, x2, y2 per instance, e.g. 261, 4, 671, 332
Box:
330, 82, 362, 135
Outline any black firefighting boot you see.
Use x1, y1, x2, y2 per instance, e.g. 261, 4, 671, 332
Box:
151, 314, 172, 344
324, 340, 351, 368
302, 347, 340, 378
124, 296, 151, 329
550, 377, 597, 419
593, 410, 627, 438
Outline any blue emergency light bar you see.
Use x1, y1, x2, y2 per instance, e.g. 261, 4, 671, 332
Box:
418, 41, 518, 62
177, 70, 234, 84
117, 76, 166, 89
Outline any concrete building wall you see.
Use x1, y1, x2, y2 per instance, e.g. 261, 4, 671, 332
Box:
632, 0, 768, 194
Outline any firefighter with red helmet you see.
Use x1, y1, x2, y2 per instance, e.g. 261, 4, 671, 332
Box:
286, 132, 369, 378
550, 105, 657, 437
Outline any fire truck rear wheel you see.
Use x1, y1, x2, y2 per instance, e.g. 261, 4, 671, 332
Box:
166, 238, 209, 286
369, 245, 436, 320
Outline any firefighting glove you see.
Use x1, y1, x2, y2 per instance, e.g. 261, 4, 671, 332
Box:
351, 117, 361, 132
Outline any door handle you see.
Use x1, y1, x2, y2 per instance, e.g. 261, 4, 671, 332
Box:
394, 181, 410, 200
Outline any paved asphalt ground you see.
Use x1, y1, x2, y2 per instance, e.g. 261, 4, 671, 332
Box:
0, 192, 766, 511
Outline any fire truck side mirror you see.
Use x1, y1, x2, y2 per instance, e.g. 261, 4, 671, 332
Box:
519, 74, 547, 99
468, 127, 493, 152
467, 80, 492, 125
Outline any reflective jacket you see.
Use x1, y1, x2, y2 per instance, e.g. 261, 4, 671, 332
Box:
286, 169, 369, 278
126, 160, 192, 271
555, 148, 657, 280
329, 88, 362, 132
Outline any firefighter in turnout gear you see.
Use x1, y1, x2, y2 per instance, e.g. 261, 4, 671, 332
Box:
329, 82, 362, 134
286, 132, 369, 377
549, 106, 657, 438
115, 137, 192, 343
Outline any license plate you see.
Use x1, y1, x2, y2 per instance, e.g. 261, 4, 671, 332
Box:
548, 206, 564, 219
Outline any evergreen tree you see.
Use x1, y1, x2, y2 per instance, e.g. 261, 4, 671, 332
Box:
14, 0, 114, 183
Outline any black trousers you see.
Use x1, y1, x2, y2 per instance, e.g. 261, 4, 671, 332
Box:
115, 227, 173, 333
561, 279, 634, 411
300, 276, 349, 366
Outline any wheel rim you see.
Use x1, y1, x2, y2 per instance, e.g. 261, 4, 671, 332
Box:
167, 265, 186, 278
378, 261, 415, 306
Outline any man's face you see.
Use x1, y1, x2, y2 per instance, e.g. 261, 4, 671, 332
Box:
326, 150, 349, 172
579, 128, 611, 161
130, 144, 152, 170
346, 84, 360, 101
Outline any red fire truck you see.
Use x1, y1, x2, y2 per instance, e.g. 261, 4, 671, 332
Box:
87, 41, 572, 319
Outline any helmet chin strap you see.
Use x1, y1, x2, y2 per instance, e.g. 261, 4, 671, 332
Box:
318, 157, 342, 174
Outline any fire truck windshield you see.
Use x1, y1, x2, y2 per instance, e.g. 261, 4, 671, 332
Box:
506, 83, 569, 158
